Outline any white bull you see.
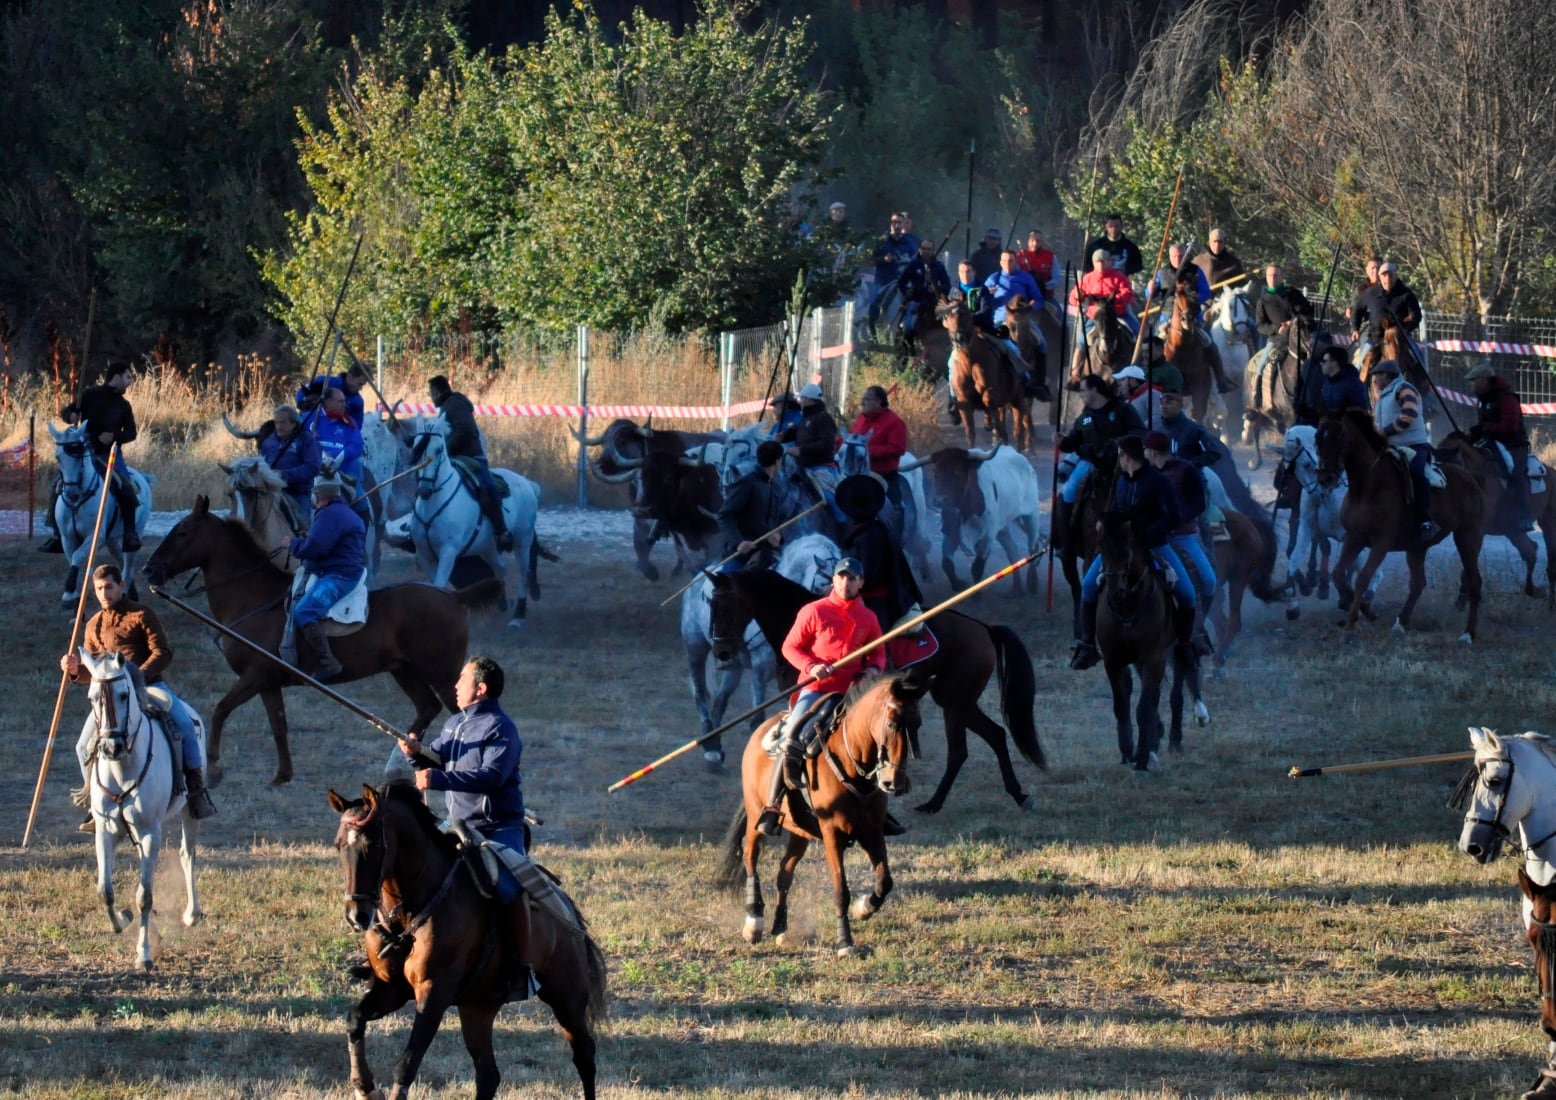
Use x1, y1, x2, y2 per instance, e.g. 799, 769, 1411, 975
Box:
901, 444, 1042, 594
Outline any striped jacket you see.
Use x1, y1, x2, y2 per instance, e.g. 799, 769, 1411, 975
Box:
1374, 376, 1429, 447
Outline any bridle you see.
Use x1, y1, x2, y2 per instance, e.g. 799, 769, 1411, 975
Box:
89, 669, 155, 810
411, 429, 462, 525
338, 798, 464, 956
57, 439, 98, 507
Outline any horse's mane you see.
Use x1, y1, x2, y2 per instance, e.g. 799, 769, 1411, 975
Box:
376, 779, 461, 859
214, 512, 292, 575
1339, 407, 1389, 451
230, 455, 286, 492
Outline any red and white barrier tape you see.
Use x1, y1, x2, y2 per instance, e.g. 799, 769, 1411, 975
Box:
0, 438, 29, 465
379, 398, 771, 420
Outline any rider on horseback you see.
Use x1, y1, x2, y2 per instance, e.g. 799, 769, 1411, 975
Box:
1466, 361, 1535, 532
1255, 264, 1315, 372
1144, 431, 1217, 653
1054, 375, 1145, 551
848, 386, 913, 546
1318, 345, 1370, 413
1070, 435, 1199, 670
1369, 358, 1437, 541
284, 474, 366, 683
77, 362, 143, 552
399, 655, 535, 1001
1352, 261, 1425, 371
894, 238, 951, 339
298, 360, 370, 428
716, 440, 785, 570
428, 375, 512, 552
780, 383, 843, 524
756, 556, 885, 838
1155, 246, 1237, 395
311, 386, 372, 526
1193, 228, 1246, 288
258, 405, 322, 528
65, 563, 216, 829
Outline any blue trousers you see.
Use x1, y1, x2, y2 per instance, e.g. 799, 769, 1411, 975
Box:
75, 680, 201, 771
293, 572, 357, 629
473, 820, 527, 901
1061, 459, 1094, 504
1080, 543, 1195, 607
1169, 532, 1217, 602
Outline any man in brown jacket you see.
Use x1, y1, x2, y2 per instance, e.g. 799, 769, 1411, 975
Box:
64, 564, 216, 830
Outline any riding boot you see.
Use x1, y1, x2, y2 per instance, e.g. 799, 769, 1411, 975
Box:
113, 476, 141, 552
184, 768, 217, 820
487, 502, 514, 552
1416, 483, 1435, 542
1069, 601, 1100, 670
756, 715, 806, 836
278, 619, 299, 668
301, 622, 344, 683
1172, 602, 1198, 660
499, 897, 536, 1001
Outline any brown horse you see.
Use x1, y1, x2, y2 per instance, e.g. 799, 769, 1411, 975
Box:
330, 783, 607, 1100
1164, 282, 1215, 422
943, 299, 1025, 448
709, 568, 1046, 814
1437, 430, 1556, 606
900, 292, 951, 381
144, 497, 499, 785
1093, 512, 1206, 767
1314, 410, 1487, 640
716, 674, 922, 955
1006, 293, 1061, 409
1070, 294, 1132, 385
1205, 510, 1283, 667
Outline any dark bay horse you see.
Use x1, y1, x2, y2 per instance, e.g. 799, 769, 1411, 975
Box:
1070, 294, 1133, 385
330, 783, 607, 1100
1315, 410, 1487, 640
1243, 316, 1313, 468
1164, 283, 1215, 422
1436, 430, 1556, 606
716, 674, 922, 956
1205, 509, 1283, 668
944, 299, 1025, 449
144, 496, 500, 785
900, 292, 951, 380
709, 569, 1046, 814
1093, 513, 1206, 767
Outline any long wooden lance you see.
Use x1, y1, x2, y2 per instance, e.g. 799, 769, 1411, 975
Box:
23, 446, 120, 848
657, 501, 826, 607
355, 458, 429, 501
1138, 271, 1250, 322
1288, 750, 1473, 779
1130, 165, 1186, 372
609, 549, 1045, 794
320, 313, 402, 430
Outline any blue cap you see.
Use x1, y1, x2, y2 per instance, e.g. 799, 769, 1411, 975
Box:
833, 556, 864, 578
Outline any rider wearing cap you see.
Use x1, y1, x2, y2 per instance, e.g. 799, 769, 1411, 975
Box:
1466, 361, 1535, 532
284, 473, 366, 682
756, 556, 885, 837
1115, 365, 1164, 431
1369, 358, 1436, 542
1144, 430, 1218, 642
1070, 435, 1198, 671
1054, 374, 1146, 550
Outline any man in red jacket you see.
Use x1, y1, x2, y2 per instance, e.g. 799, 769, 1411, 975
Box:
1466, 362, 1534, 532
756, 556, 886, 836
848, 384, 913, 544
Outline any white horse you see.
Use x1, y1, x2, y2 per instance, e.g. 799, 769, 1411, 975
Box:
835, 430, 932, 575
409, 419, 546, 628
1273, 425, 1386, 618
50, 423, 152, 609
222, 456, 304, 573
1208, 286, 1256, 443
81, 651, 204, 972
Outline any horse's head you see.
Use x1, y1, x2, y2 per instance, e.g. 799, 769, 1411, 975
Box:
1313, 415, 1348, 490
836, 432, 873, 478
776, 532, 840, 595
143, 495, 219, 586
846, 675, 925, 795
707, 571, 752, 665
1455, 727, 1556, 865
83, 651, 144, 763
411, 423, 450, 499
50, 422, 95, 502
940, 299, 973, 339
224, 456, 285, 520
329, 784, 387, 932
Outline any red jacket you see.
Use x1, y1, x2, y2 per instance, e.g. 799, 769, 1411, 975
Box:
1016, 247, 1055, 285
848, 408, 908, 474
1475, 376, 1525, 442
782, 591, 885, 698
1070, 268, 1135, 316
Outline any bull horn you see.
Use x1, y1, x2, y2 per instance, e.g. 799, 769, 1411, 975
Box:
602, 433, 636, 467
222, 412, 262, 440
972, 444, 1002, 463
897, 455, 930, 472
217, 462, 234, 476
568, 422, 608, 446
588, 458, 639, 484
635, 420, 654, 439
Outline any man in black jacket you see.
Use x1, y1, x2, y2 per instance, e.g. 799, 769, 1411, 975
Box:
1254, 264, 1315, 366
428, 375, 511, 551
77, 362, 143, 551
1084, 213, 1145, 281
716, 440, 784, 568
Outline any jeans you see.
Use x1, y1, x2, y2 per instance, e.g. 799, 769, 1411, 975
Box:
1080, 543, 1196, 607
293, 571, 358, 628
1170, 533, 1217, 602
1061, 459, 1094, 504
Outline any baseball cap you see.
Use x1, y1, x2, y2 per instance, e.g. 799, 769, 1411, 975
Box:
1465, 362, 1498, 381
1143, 430, 1171, 452
1379, 261, 1398, 273
1371, 358, 1401, 377
1115, 365, 1146, 382
798, 382, 824, 401
833, 556, 864, 578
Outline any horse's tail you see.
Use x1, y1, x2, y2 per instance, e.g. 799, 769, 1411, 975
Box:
1248, 514, 1283, 604
535, 539, 561, 563
715, 803, 751, 892
583, 932, 610, 1028
452, 577, 504, 608
989, 624, 1046, 770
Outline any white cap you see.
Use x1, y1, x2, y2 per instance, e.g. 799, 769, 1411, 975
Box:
1115, 365, 1146, 382
798, 383, 824, 401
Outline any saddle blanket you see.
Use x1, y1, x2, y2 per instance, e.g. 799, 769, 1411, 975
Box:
887, 627, 939, 669
1388, 446, 1446, 489
482, 842, 582, 932
451, 456, 510, 499
1491, 442, 1549, 494
293, 568, 370, 629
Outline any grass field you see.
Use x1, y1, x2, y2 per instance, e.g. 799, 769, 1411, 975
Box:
1, 376, 1554, 1098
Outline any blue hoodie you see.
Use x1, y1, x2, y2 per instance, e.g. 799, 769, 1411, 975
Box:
422, 700, 525, 828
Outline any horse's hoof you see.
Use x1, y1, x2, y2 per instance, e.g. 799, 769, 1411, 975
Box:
206, 763, 224, 788
506, 617, 525, 630
850, 896, 879, 921
138, 958, 154, 974
1391, 619, 1405, 635
268, 772, 292, 788
742, 916, 762, 945
911, 801, 942, 815
1285, 606, 1300, 621
1018, 794, 1036, 812
1458, 632, 1474, 645
1194, 702, 1210, 727
836, 943, 865, 958
183, 909, 203, 928
640, 565, 660, 583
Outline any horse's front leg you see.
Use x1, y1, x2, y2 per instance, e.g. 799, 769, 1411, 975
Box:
96, 821, 129, 934
133, 823, 162, 972
1134, 656, 1166, 770
387, 987, 456, 1100
1105, 660, 1135, 764
347, 977, 413, 1100
849, 825, 893, 926
257, 686, 293, 787
1330, 534, 1365, 621
770, 832, 809, 947
821, 826, 860, 957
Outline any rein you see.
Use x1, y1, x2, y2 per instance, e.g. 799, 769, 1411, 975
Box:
1102, 540, 1155, 627
90, 676, 155, 815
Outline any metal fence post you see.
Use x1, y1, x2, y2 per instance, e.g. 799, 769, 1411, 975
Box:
835, 307, 852, 415
809, 307, 823, 393
376, 335, 384, 407
719, 332, 733, 432
841, 299, 856, 399
27, 412, 35, 540
575, 325, 590, 508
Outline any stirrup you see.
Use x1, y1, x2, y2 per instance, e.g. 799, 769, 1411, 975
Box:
755, 807, 783, 837
1069, 642, 1100, 670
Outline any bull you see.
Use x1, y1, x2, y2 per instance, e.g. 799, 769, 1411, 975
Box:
901, 444, 1042, 593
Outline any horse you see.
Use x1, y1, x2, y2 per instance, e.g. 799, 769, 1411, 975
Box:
1436, 430, 1556, 606
1242, 316, 1314, 469
1208, 286, 1255, 440
144, 497, 500, 786
680, 534, 839, 768
1164, 282, 1216, 423
1314, 409, 1486, 640
943, 299, 1027, 449
1272, 424, 1382, 618
896, 292, 952, 382
1093, 512, 1207, 767
330, 782, 606, 1100
222, 456, 304, 573
715, 674, 923, 956
49, 422, 152, 608
1070, 293, 1133, 384
1005, 292, 1061, 411
80, 651, 203, 972
1204, 509, 1283, 668
709, 568, 1046, 814
1455, 727, 1556, 1100
836, 431, 931, 575
409, 420, 549, 629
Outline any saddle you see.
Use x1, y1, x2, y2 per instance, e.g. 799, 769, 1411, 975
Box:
291, 568, 370, 637
444, 820, 582, 933
1487, 441, 1550, 495
761, 693, 844, 763
1387, 445, 1447, 490
450, 456, 510, 501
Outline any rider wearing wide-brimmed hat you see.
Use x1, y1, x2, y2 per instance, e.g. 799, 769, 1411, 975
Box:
837, 473, 922, 636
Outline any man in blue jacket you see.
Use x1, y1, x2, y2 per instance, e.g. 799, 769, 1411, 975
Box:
401, 655, 533, 998
311, 386, 373, 524
284, 475, 365, 682
297, 361, 370, 428
259, 405, 322, 525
